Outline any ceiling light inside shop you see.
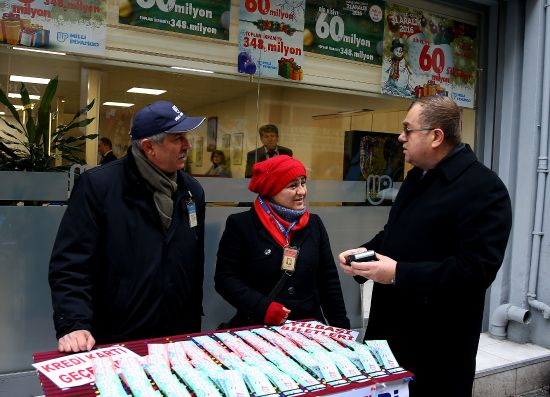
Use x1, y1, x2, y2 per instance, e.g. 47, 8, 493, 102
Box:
13, 46, 66, 56
0, 111, 5, 115
10, 75, 50, 84
171, 66, 214, 74
127, 87, 167, 95
8, 93, 40, 100
103, 102, 134, 107
14, 104, 34, 110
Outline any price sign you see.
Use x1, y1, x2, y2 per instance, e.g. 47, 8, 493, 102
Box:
380, 3, 477, 108
118, 0, 231, 41
244, 0, 271, 14
238, 0, 305, 80
303, 0, 384, 65
419, 44, 445, 74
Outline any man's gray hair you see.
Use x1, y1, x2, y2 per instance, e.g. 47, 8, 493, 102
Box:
131, 131, 167, 152
410, 96, 462, 146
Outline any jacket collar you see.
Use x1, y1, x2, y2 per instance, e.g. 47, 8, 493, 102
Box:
432, 143, 477, 182
122, 148, 149, 198
395, 144, 477, 212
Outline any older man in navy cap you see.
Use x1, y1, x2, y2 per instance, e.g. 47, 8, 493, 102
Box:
49, 101, 207, 352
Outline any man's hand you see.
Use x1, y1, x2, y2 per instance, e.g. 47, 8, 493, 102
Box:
58, 330, 96, 353
349, 252, 397, 285
338, 247, 368, 274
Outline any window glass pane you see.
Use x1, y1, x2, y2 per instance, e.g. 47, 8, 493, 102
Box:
0, 50, 83, 169
1, 50, 478, 205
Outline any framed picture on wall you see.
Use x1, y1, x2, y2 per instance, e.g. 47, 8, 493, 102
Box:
343, 131, 404, 182
231, 133, 244, 165
186, 136, 194, 164
222, 133, 231, 152
343, 130, 404, 206
207, 117, 218, 152
222, 134, 231, 154
195, 136, 204, 167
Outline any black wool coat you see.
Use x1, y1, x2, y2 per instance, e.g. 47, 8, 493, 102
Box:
49, 149, 205, 344
215, 209, 350, 329
99, 151, 117, 165
360, 145, 512, 396
244, 146, 293, 177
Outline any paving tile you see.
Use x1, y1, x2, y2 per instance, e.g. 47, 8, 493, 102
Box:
474, 370, 517, 397
476, 350, 513, 373
479, 332, 506, 348
482, 342, 550, 362
515, 360, 550, 394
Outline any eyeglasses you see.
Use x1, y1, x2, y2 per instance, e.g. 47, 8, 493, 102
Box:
401, 127, 435, 135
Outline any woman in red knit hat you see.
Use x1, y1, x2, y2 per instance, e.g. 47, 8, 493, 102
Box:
215, 155, 350, 329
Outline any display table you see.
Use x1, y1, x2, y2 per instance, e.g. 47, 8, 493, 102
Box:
33, 324, 413, 397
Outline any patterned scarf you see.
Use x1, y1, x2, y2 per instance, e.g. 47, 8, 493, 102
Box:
269, 201, 307, 222
253, 196, 310, 247
132, 147, 178, 232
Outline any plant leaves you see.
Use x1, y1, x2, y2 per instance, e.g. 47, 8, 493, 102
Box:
20, 84, 37, 145
0, 75, 96, 171
57, 117, 96, 134
0, 86, 22, 126
2, 119, 25, 142
66, 99, 95, 126
0, 141, 18, 159
36, 77, 58, 159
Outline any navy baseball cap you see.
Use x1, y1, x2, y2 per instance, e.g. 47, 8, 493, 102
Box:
130, 100, 206, 139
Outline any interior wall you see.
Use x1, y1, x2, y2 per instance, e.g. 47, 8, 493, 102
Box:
190, 84, 260, 176
94, 68, 477, 180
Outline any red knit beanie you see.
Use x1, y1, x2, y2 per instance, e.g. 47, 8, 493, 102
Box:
248, 155, 307, 198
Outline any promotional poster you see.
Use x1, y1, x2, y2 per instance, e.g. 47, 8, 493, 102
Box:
238, 0, 305, 80
1, 0, 106, 55
119, 0, 231, 41
304, 0, 385, 65
381, 2, 477, 108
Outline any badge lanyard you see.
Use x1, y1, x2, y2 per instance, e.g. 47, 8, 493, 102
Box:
186, 190, 197, 228
258, 196, 299, 273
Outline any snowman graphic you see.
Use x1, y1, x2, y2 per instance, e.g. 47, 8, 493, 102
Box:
384, 38, 413, 96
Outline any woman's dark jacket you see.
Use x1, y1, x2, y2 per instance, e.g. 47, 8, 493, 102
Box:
49, 149, 205, 344
215, 209, 350, 329
360, 145, 512, 395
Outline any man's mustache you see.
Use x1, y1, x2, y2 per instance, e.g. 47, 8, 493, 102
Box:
177, 149, 188, 159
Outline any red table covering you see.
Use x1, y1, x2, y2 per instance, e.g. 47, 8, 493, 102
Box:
33, 326, 413, 397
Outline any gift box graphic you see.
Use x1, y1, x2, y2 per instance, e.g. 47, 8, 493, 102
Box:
278, 57, 303, 81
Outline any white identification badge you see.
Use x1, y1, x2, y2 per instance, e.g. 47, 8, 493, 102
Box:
281, 246, 298, 272
186, 200, 197, 228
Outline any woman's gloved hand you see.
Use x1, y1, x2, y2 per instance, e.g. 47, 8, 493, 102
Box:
264, 302, 291, 325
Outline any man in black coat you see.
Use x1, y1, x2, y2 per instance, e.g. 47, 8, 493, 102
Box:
339, 96, 512, 396
49, 101, 206, 353
244, 124, 293, 177
98, 137, 117, 164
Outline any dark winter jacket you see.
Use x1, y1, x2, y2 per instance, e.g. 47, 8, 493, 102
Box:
360, 145, 512, 396
49, 149, 205, 344
245, 146, 293, 178
215, 209, 350, 329
99, 151, 117, 165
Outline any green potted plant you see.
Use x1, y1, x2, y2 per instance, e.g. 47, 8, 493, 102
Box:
0, 76, 97, 171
